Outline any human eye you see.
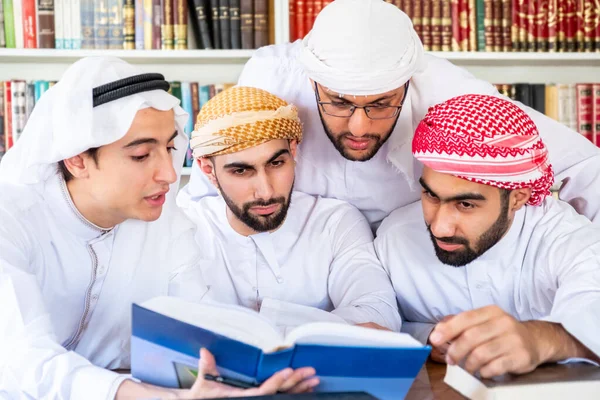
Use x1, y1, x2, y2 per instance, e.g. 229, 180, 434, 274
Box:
231, 168, 247, 176
422, 190, 439, 202
270, 159, 285, 167
457, 201, 475, 210
131, 154, 149, 162
167, 145, 178, 153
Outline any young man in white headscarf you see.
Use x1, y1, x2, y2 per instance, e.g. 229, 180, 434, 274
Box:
182, 85, 401, 333
0, 57, 315, 399
376, 94, 600, 377
180, 0, 600, 230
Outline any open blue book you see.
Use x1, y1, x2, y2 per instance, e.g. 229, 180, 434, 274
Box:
131, 297, 431, 400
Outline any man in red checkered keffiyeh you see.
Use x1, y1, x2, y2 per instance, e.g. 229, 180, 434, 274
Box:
412, 94, 554, 207
375, 93, 600, 382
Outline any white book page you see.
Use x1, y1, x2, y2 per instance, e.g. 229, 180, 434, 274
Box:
140, 296, 284, 351
285, 322, 423, 349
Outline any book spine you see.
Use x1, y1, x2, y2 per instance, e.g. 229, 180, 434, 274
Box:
484, 0, 493, 51
575, 0, 583, 51
62, 0, 71, 48
0, 85, 4, 160
583, 0, 594, 51
467, 0, 476, 50
230, 0, 240, 49
422, 0, 432, 51
253, 0, 267, 47
13, 0, 24, 48
593, 83, 600, 146
71, 0, 81, 49
54, 0, 63, 48
296, 0, 305, 40
25, 82, 34, 121
193, 0, 213, 49
152, 0, 161, 49
500, 0, 510, 51
430, 0, 441, 51
441, 0, 451, 50
313, 0, 322, 20
36, 0, 56, 49
532, 84, 546, 114
510, 0, 519, 50
565, 0, 576, 51
475, 0, 484, 50
459, 0, 469, 50
180, 82, 194, 167
11, 81, 25, 145
107, 0, 122, 49
240, 0, 252, 48
134, 0, 143, 48
525, 0, 536, 51
288, 0, 295, 41
94, 0, 109, 49
576, 83, 593, 141
3, 82, 12, 151
123, 0, 134, 49
557, 83, 570, 125
547, 0, 557, 51
174, 0, 187, 49
143, 0, 153, 49
23, 0, 38, 48
218, 0, 230, 49
403, 0, 413, 19
209, 0, 220, 48
491, 0, 501, 51
557, 0, 565, 50
191, 82, 200, 125
304, 0, 314, 33
536, 0, 548, 52
596, 2, 600, 52
0, 1, 4, 49
3, 0, 15, 48
451, 0, 460, 50
544, 84, 558, 120
161, 0, 174, 49
199, 84, 210, 108
414, 0, 424, 47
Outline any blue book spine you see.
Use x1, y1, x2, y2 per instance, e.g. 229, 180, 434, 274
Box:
199, 85, 210, 109
180, 82, 194, 168
134, 0, 144, 49
80, 0, 95, 49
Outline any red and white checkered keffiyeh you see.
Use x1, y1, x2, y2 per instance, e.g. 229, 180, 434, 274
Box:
412, 94, 553, 206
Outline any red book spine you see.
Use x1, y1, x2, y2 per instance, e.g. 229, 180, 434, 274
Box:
536, 0, 549, 52
431, 0, 442, 51
451, 0, 461, 50
557, 0, 566, 50
314, 0, 323, 18
575, 0, 584, 51
413, 0, 424, 45
526, 0, 537, 51
511, 0, 520, 50
289, 0, 296, 41
565, 0, 576, 51
518, 0, 528, 50
547, 0, 558, 51
403, 0, 414, 19
22, 0, 38, 48
422, 0, 432, 51
576, 84, 593, 141
296, 0, 306, 39
3, 82, 12, 151
305, 0, 314, 34
593, 84, 600, 146
583, 0, 595, 51
501, 0, 511, 51
459, 0, 469, 51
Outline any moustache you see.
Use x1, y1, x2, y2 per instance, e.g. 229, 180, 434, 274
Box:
243, 197, 286, 211
341, 133, 381, 141
427, 225, 469, 246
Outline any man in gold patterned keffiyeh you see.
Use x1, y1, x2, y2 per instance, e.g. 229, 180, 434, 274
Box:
181, 86, 402, 339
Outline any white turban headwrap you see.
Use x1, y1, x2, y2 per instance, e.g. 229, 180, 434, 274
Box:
0, 56, 189, 185
298, 0, 426, 96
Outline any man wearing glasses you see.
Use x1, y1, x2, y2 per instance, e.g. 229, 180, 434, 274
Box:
181, 0, 600, 231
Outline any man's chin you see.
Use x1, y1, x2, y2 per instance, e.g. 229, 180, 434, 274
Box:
339, 146, 379, 162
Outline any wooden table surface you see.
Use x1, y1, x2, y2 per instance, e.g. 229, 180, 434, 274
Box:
405, 361, 465, 400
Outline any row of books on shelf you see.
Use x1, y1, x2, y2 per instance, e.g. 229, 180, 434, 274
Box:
0, 0, 270, 50
0, 80, 234, 163
1, 80, 599, 161
291, 0, 600, 52
495, 82, 600, 145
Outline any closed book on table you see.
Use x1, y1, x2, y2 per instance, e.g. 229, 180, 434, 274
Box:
131, 297, 430, 400
445, 363, 600, 399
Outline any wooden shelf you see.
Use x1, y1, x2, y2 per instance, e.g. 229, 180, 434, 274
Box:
0, 48, 256, 64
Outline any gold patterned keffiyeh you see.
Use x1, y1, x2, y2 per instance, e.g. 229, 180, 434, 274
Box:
190, 86, 303, 158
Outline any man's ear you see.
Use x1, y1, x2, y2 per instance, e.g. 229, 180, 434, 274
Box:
289, 139, 298, 160
510, 187, 532, 212
63, 154, 92, 179
197, 157, 218, 187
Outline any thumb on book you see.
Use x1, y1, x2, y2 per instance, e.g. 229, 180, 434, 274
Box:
199, 348, 220, 376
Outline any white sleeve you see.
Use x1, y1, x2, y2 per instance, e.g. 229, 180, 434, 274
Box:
416, 56, 600, 222
401, 322, 436, 345
328, 206, 402, 332
541, 226, 600, 358
0, 210, 128, 400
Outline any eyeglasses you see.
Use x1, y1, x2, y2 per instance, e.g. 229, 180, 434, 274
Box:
314, 81, 409, 120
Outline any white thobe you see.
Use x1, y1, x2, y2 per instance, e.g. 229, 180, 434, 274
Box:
181, 41, 600, 229
374, 198, 600, 359
0, 173, 208, 400
178, 191, 401, 332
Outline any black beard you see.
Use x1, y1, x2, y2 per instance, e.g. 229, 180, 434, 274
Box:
317, 107, 399, 162
427, 198, 511, 267
218, 178, 294, 233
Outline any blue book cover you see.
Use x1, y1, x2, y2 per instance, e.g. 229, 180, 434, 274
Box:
131, 297, 430, 400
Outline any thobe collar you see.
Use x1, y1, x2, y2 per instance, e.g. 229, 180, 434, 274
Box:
474, 205, 527, 263
44, 173, 113, 241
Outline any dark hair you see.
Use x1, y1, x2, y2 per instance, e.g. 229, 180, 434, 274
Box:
58, 148, 99, 182
499, 188, 511, 207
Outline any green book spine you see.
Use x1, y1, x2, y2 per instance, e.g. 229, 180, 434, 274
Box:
170, 81, 182, 103
476, 0, 485, 51
3, 0, 15, 48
